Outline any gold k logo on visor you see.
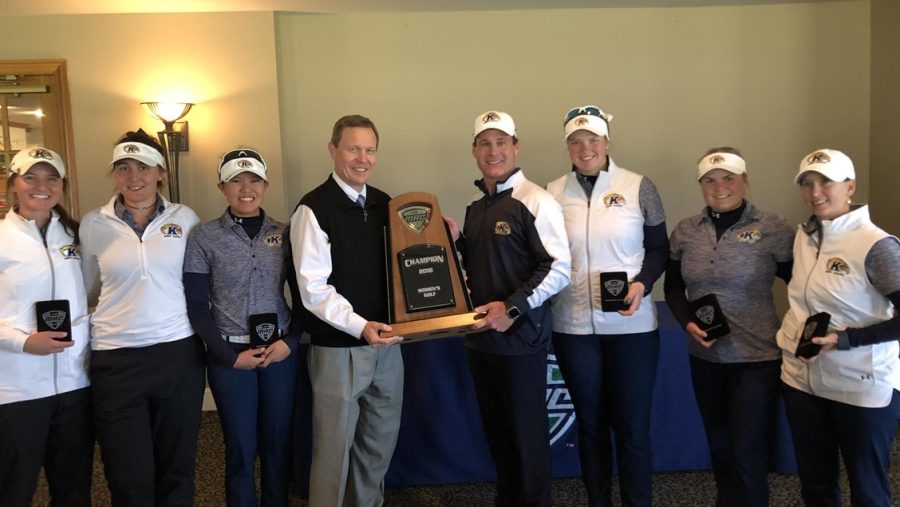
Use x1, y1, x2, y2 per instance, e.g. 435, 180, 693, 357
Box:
708, 155, 726, 165
29, 148, 54, 160
482, 112, 500, 124
807, 151, 831, 164
123, 144, 140, 154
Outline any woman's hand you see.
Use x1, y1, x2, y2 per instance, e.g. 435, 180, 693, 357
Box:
685, 322, 715, 348
23, 331, 73, 355
618, 282, 645, 317
257, 340, 292, 368
233, 348, 266, 370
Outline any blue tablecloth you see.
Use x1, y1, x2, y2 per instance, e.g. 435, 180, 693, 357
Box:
294, 303, 796, 492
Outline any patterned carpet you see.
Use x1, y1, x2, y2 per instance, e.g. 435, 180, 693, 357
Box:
34, 411, 899, 506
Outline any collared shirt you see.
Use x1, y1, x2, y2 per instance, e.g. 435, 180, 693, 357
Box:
669, 202, 794, 363
113, 194, 165, 237
183, 209, 291, 337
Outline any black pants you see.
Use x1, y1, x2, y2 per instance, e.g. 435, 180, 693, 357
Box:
690, 356, 781, 507
90, 336, 205, 507
783, 384, 900, 507
0, 387, 93, 507
468, 348, 552, 507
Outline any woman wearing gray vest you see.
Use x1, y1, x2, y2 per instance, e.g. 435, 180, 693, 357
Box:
547, 105, 668, 507
184, 148, 299, 506
778, 149, 900, 507
665, 147, 794, 507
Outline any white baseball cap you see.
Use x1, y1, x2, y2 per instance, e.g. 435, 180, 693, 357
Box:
109, 141, 167, 170
563, 105, 612, 140
697, 152, 747, 180
473, 111, 516, 139
795, 149, 855, 184
217, 148, 268, 183
10, 147, 67, 178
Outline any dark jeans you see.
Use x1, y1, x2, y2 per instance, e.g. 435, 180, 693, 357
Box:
0, 387, 93, 507
783, 384, 900, 507
468, 348, 552, 507
207, 344, 298, 507
91, 336, 206, 507
689, 356, 781, 507
552, 330, 660, 507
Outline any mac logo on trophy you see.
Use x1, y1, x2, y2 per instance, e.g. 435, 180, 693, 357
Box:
382, 192, 483, 342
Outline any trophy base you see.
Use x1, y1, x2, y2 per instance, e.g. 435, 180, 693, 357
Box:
382, 312, 485, 343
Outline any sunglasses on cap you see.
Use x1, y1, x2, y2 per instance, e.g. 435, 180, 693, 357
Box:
219, 149, 266, 170
564, 105, 609, 125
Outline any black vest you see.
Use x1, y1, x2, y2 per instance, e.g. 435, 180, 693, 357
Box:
290, 176, 390, 347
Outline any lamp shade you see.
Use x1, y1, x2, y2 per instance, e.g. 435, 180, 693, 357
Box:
142, 101, 193, 124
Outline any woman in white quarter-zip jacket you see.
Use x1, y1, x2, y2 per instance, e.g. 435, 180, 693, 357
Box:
0, 148, 92, 507
79, 129, 204, 506
778, 149, 900, 507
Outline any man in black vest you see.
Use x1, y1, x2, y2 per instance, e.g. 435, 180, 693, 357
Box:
289, 114, 403, 506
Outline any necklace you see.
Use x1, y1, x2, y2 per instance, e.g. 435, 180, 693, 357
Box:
124, 200, 155, 212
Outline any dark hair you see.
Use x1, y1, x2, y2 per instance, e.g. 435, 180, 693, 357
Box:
698, 146, 743, 163
113, 128, 167, 190
116, 128, 165, 157
330, 115, 379, 148
6, 173, 80, 244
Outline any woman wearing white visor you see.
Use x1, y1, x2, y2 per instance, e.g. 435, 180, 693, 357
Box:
665, 147, 794, 507
547, 105, 668, 507
778, 149, 900, 507
0, 147, 92, 506
184, 148, 299, 506
80, 129, 204, 505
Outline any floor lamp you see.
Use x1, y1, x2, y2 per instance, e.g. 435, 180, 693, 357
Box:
141, 101, 193, 203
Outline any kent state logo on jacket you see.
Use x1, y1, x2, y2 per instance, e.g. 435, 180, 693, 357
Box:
494, 221, 512, 236
160, 223, 184, 238
736, 229, 762, 244
603, 193, 626, 207
547, 354, 576, 446
263, 233, 283, 247
59, 244, 80, 260
826, 257, 850, 276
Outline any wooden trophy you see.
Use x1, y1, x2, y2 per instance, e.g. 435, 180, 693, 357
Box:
381, 192, 483, 342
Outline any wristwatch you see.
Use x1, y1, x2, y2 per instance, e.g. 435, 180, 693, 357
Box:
504, 301, 521, 320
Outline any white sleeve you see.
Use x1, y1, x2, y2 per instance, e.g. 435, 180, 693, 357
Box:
290, 204, 368, 340
79, 218, 102, 310
0, 322, 29, 353
526, 195, 571, 309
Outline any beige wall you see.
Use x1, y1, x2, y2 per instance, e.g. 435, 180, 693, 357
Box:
0, 1, 877, 233
0, 12, 287, 222
276, 1, 870, 231
870, 0, 900, 235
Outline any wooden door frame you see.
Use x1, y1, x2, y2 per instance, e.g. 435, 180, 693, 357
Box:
1, 59, 79, 216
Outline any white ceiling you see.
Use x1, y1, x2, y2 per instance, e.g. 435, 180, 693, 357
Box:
2, 0, 851, 16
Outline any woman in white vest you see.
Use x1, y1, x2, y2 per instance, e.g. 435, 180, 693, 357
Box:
80, 129, 204, 505
546, 105, 668, 507
778, 149, 900, 507
0, 148, 92, 506
665, 147, 794, 507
